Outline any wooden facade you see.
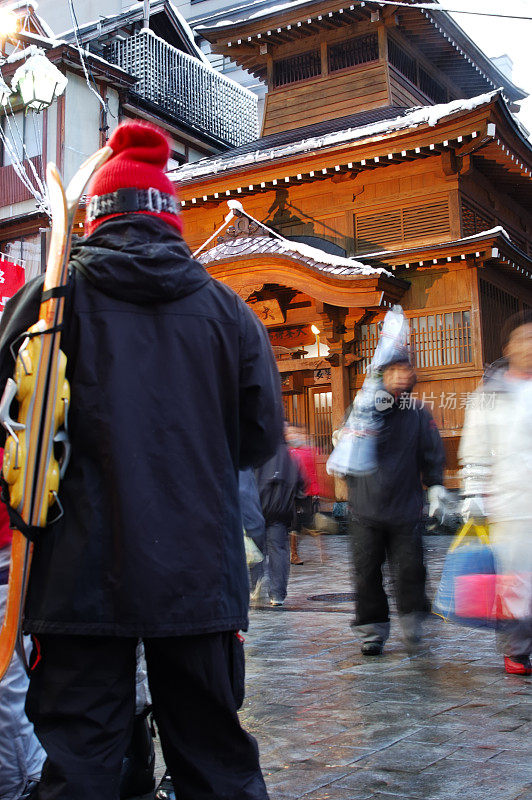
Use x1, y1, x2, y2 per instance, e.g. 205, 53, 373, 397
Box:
175, 1, 532, 498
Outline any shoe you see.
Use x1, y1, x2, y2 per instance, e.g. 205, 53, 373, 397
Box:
120, 712, 156, 799
290, 532, 304, 565
270, 598, 284, 607
361, 642, 383, 656
504, 655, 532, 675
155, 771, 175, 800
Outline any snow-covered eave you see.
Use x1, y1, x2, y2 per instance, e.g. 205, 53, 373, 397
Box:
173, 91, 506, 186
356, 227, 532, 265
198, 234, 394, 279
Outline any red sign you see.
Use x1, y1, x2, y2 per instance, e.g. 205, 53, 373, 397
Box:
0, 259, 25, 315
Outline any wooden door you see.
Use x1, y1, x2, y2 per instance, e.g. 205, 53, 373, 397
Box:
308, 387, 335, 499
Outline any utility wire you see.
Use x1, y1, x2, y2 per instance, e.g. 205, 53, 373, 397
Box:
372, 1, 532, 20
191, 0, 532, 25
67, 0, 107, 110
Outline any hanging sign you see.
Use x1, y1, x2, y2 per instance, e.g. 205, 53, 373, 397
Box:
269, 325, 314, 348
314, 367, 331, 385
250, 299, 284, 326
0, 259, 25, 315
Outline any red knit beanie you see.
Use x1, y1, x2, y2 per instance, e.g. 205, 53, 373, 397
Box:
85, 121, 182, 236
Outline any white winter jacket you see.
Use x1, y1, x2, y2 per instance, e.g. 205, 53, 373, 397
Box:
459, 369, 532, 524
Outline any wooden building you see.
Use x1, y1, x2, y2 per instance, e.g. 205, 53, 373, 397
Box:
178, 2, 531, 495
0, 2, 258, 282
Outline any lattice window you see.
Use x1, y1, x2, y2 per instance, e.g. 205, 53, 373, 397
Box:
354, 201, 450, 253
328, 33, 379, 72
355, 311, 472, 374
388, 37, 448, 103
312, 391, 333, 455
418, 67, 447, 104
388, 37, 417, 85
461, 199, 493, 237
273, 50, 321, 87
479, 279, 520, 365
410, 312, 472, 369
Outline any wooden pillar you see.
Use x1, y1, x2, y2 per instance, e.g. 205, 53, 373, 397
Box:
320, 40, 328, 77
55, 94, 65, 174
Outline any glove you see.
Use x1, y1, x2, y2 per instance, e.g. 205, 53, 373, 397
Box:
427, 485, 449, 525
461, 495, 487, 522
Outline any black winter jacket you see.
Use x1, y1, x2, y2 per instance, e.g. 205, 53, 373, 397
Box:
0, 216, 283, 636
255, 442, 305, 526
348, 397, 444, 525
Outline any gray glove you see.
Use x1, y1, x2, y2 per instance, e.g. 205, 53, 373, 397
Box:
427, 485, 450, 525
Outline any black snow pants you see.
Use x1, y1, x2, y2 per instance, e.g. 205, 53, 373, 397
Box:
350, 518, 427, 644
25, 632, 269, 800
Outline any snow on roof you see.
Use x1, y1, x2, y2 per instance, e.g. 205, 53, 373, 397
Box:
355, 227, 512, 260
196, 0, 326, 30
198, 234, 391, 278
173, 91, 500, 184
56, 1, 210, 66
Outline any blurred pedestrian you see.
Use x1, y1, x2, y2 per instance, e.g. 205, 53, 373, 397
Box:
286, 424, 320, 563
459, 311, 532, 675
0, 451, 45, 800
0, 122, 283, 800
348, 355, 446, 655
255, 437, 305, 606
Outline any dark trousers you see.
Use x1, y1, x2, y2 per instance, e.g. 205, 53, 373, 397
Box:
249, 522, 289, 601
25, 633, 269, 800
350, 518, 427, 642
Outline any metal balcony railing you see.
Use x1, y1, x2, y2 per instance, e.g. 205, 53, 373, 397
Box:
106, 30, 259, 148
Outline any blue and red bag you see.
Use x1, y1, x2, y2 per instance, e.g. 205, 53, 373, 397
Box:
433, 521, 496, 628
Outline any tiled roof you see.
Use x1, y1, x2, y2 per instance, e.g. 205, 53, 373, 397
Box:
175, 106, 409, 182
198, 106, 409, 164
197, 235, 391, 277
173, 92, 506, 185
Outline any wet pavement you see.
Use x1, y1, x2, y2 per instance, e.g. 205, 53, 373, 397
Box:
150, 534, 532, 800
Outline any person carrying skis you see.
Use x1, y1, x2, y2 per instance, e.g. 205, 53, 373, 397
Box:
0, 122, 283, 800
0, 453, 45, 800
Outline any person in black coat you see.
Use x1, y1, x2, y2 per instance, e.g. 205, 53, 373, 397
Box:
0, 122, 283, 800
348, 355, 445, 656
254, 436, 305, 606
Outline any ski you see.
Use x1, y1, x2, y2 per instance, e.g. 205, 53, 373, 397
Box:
0, 145, 112, 680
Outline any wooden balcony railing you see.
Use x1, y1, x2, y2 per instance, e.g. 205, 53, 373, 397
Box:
106, 30, 259, 148
0, 156, 43, 207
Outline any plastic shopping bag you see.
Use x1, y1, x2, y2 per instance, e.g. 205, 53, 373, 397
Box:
244, 533, 263, 566
433, 520, 496, 628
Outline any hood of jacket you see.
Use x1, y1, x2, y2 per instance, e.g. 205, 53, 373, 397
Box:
69, 214, 211, 305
